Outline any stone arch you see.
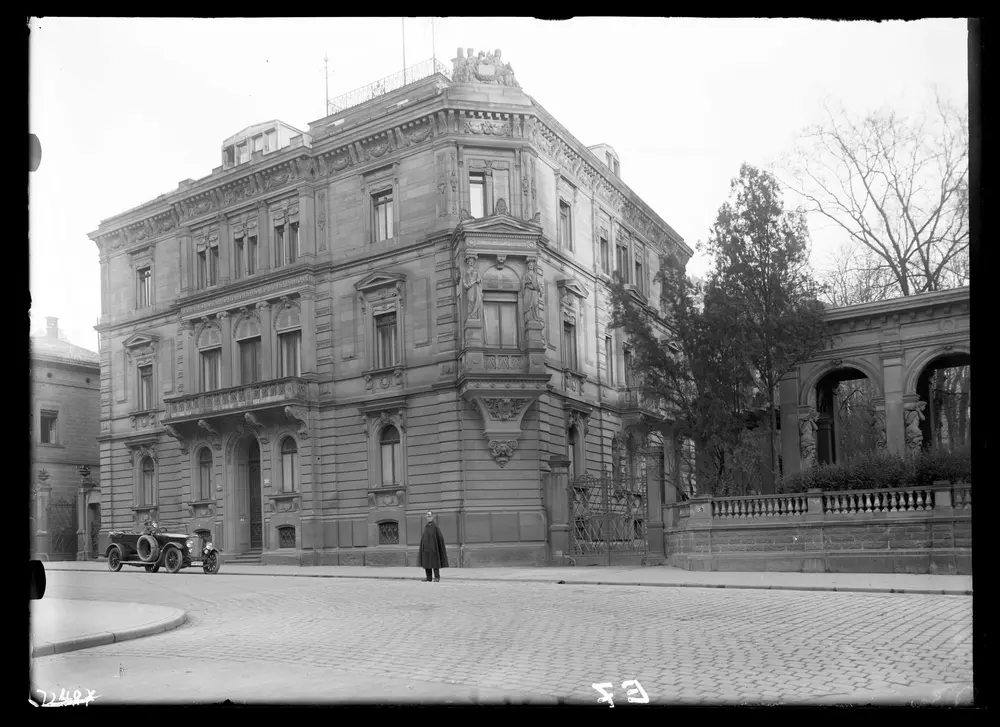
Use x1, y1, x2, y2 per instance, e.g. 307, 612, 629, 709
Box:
196, 319, 223, 349
798, 357, 884, 407
273, 297, 302, 331
904, 343, 971, 395
232, 308, 262, 340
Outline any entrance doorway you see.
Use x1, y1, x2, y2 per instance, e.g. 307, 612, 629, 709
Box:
248, 441, 262, 549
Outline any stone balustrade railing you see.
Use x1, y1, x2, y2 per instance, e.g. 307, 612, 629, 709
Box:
164, 377, 310, 420
823, 487, 935, 515
712, 494, 809, 519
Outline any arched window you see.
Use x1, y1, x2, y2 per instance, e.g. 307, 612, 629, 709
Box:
568, 427, 578, 482
140, 457, 155, 506
380, 426, 401, 486
198, 448, 213, 500
281, 437, 298, 493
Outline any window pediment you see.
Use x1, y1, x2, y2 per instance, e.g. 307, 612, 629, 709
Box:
124, 332, 159, 362
356, 271, 406, 312
457, 216, 542, 236
557, 278, 589, 302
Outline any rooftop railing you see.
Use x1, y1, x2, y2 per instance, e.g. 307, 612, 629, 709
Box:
327, 58, 452, 115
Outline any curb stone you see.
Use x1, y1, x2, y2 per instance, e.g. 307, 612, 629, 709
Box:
32, 609, 188, 659
49, 564, 973, 597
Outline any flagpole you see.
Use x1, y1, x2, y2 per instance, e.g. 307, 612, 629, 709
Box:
431, 17, 436, 69
401, 18, 407, 82
324, 54, 329, 115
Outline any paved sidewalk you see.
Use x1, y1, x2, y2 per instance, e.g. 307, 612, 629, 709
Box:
47, 559, 972, 595
30, 599, 187, 658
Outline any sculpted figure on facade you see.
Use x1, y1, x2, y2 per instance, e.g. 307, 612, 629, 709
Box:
870, 406, 887, 450
799, 409, 818, 467
905, 401, 927, 452
463, 255, 482, 321
522, 259, 542, 325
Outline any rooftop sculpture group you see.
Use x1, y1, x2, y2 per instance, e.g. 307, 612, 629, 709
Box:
452, 47, 519, 87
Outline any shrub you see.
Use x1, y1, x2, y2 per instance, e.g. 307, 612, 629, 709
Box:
774, 447, 971, 493
913, 446, 972, 487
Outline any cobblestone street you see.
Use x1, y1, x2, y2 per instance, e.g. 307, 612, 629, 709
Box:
31, 570, 973, 705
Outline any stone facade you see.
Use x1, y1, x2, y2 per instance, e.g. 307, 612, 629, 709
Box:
779, 287, 971, 480
30, 318, 102, 560
87, 55, 692, 566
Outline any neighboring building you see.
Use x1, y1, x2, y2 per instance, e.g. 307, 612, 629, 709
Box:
30, 317, 102, 560
87, 51, 693, 566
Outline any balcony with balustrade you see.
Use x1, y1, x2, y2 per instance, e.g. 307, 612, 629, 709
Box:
163, 377, 314, 424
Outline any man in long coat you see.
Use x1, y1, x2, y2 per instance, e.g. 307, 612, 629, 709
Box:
418, 511, 448, 582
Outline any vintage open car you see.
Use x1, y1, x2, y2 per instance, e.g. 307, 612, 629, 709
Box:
105, 521, 222, 574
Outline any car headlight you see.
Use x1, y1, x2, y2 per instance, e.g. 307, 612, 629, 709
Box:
206, 543, 213, 550
186, 539, 194, 550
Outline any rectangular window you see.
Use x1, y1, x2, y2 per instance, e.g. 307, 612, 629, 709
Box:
605, 336, 614, 383
137, 267, 152, 308
616, 245, 630, 283
252, 135, 263, 153
559, 201, 572, 250
563, 322, 578, 371
288, 222, 299, 263
493, 169, 510, 212
282, 449, 298, 493
381, 438, 401, 486
274, 225, 285, 267
247, 235, 258, 275
239, 337, 262, 385
138, 365, 153, 410
600, 235, 610, 274
197, 251, 207, 289
483, 295, 518, 349
40, 410, 58, 444
200, 348, 221, 392
635, 258, 644, 293
606, 152, 613, 169
469, 172, 486, 219
209, 245, 219, 285
141, 462, 155, 507
199, 455, 212, 500
375, 312, 398, 369
234, 236, 244, 280
224, 146, 235, 167
613, 159, 620, 176
278, 330, 302, 378
373, 191, 394, 242
237, 142, 249, 164
265, 129, 277, 152
624, 349, 635, 388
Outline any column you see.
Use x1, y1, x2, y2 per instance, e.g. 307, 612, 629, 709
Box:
257, 202, 271, 273
299, 291, 317, 376
256, 302, 273, 380
545, 457, 571, 563
178, 228, 194, 293
882, 355, 905, 455
296, 184, 316, 260
646, 450, 664, 557
76, 471, 89, 560
218, 311, 233, 389
216, 214, 231, 286
779, 371, 801, 478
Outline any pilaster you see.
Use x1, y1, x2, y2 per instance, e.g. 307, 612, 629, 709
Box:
546, 457, 571, 562
256, 301, 273, 380
299, 291, 317, 375
779, 371, 801, 478
297, 185, 316, 260
882, 355, 905, 455
218, 311, 233, 388
216, 214, 231, 285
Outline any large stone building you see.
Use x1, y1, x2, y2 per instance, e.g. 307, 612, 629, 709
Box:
30, 317, 102, 560
88, 51, 692, 566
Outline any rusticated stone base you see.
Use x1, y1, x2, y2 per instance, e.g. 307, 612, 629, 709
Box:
459, 544, 548, 567
668, 549, 972, 575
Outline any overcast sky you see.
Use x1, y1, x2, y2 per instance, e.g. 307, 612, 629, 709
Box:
28, 17, 968, 352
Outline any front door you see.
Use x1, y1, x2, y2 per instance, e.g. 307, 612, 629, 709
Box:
248, 443, 262, 549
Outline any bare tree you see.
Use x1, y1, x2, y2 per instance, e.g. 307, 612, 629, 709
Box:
783, 94, 969, 298
820, 240, 899, 306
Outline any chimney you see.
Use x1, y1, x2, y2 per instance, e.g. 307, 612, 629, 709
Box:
46, 317, 59, 339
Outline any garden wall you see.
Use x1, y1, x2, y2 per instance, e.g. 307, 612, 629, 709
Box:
663, 482, 971, 574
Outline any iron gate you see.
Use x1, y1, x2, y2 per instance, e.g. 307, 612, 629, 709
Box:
46, 499, 78, 561
89, 504, 102, 558
569, 473, 648, 565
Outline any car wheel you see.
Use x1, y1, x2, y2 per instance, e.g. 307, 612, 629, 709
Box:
137, 534, 160, 563
163, 547, 183, 574
144, 564, 160, 573
107, 547, 123, 572
202, 551, 220, 574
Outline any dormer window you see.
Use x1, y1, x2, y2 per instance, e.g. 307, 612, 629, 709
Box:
237, 142, 249, 164
252, 135, 263, 154
265, 129, 277, 152
224, 146, 236, 167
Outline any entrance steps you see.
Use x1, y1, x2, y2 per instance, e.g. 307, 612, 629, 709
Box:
229, 548, 263, 564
